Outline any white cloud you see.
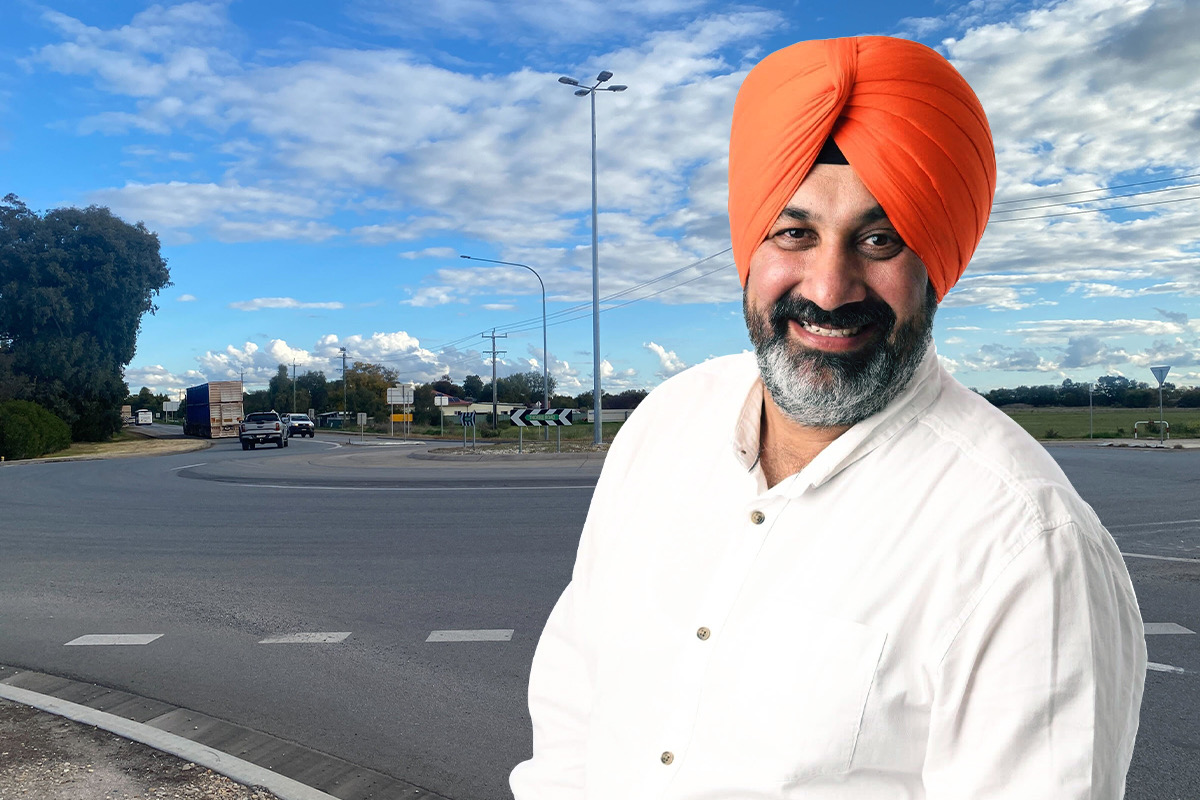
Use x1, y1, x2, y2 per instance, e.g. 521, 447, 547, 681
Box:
644, 341, 688, 378
399, 286, 465, 307
229, 297, 344, 311
399, 246, 458, 260
177, 293, 197, 302
1066, 282, 1138, 299
195, 339, 317, 386
941, 286, 1038, 311
958, 343, 1058, 373
482, 303, 517, 311
124, 363, 206, 394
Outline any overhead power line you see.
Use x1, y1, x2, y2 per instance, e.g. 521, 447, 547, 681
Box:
988, 193, 1200, 223
992, 171, 1200, 206
990, 181, 1200, 215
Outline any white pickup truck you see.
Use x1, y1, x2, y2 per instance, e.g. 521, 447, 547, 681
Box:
239, 411, 288, 450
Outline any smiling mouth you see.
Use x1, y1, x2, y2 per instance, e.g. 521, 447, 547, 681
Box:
798, 320, 866, 338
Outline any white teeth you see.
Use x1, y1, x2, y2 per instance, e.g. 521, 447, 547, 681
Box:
800, 321, 863, 338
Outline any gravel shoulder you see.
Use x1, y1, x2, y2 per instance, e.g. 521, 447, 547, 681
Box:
0, 699, 280, 800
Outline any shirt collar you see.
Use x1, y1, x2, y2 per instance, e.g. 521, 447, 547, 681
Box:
730, 346, 944, 496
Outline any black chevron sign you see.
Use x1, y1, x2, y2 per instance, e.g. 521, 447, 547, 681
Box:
510, 408, 573, 427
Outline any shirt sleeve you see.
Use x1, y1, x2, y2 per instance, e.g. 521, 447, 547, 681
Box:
509, 472, 612, 799
922, 522, 1146, 799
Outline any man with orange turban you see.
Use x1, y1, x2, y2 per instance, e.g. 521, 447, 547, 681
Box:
513, 36, 1145, 799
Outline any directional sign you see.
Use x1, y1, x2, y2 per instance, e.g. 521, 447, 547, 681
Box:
391, 413, 413, 422
357, 412, 367, 425
1150, 365, 1171, 386
457, 411, 477, 427
510, 408, 573, 427
434, 395, 449, 406
387, 386, 414, 404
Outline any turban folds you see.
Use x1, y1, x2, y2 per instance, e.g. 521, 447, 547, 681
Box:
729, 36, 997, 301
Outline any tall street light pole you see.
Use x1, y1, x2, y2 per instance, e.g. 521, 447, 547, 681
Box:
461, 254, 550, 440
558, 70, 627, 445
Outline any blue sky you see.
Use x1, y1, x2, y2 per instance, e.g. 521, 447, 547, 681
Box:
2, 0, 1198, 397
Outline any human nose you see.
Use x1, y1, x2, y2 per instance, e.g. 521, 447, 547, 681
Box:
798, 242, 868, 311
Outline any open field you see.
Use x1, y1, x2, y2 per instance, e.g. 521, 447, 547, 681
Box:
1002, 406, 1200, 440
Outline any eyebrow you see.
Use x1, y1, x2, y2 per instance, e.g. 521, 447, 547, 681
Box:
778, 204, 890, 226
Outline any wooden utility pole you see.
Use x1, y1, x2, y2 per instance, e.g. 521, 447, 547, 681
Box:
482, 329, 507, 428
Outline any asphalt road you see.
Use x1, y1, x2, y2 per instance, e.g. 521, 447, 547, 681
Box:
0, 436, 1196, 799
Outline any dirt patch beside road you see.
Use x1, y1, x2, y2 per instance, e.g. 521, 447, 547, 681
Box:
0, 699, 278, 800
18, 432, 211, 463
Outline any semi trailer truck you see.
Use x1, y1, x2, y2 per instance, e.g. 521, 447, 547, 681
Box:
184, 381, 243, 438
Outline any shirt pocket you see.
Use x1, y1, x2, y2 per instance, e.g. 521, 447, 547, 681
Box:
693, 607, 887, 784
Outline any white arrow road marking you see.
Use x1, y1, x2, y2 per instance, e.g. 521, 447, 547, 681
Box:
1147, 662, 1186, 674
65, 634, 163, 646
1144, 622, 1195, 635
258, 632, 351, 644
169, 462, 206, 471
426, 629, 514, 642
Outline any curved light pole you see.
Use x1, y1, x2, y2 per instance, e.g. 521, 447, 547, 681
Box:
460, 254, 550, 439
558, 70, 626, 445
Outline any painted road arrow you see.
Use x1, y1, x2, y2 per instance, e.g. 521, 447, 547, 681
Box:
510, 408, 573, 426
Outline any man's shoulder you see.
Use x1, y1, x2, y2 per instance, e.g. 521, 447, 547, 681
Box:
639, 352, 759, 412
908, 369, 1094, 529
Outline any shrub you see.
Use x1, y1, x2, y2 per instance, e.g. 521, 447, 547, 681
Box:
1043, 428, 1061, 439
0, 400, 72, 460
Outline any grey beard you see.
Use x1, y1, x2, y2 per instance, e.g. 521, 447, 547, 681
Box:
745, 285, 937, 428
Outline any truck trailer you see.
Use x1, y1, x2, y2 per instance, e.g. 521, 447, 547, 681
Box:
184, 381, 243, 438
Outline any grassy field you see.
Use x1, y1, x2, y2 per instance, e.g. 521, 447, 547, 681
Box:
1001, 406, 1200, 440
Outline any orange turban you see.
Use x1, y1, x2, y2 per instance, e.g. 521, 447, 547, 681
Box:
729, 36, 996, 301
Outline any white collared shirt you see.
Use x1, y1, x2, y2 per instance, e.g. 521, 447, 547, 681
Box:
511, 350, 1146, 800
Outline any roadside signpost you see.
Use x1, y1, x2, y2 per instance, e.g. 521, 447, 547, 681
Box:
510, 408, 573, 453
357, 411, 367, 442
1150, 365, 1171, 445
457, 410, 477, 451
387, 385, 415, 440
435, 395, 448, 437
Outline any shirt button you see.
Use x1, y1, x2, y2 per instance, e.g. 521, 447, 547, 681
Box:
750, 510, 766, 525
696, 627, 711, 641
661, 751, 675, 765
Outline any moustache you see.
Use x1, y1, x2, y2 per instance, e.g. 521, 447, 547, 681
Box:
768, 294, 896, 337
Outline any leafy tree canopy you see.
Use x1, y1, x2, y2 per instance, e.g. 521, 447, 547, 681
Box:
0, 194, 171, 439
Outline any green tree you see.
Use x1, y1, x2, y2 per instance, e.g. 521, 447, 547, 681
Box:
0, 194, 171, 440
462, 374, 484, 400
344, 361, 398, 419
297, 371, 329, 413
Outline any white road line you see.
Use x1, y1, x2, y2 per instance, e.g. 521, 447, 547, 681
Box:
1121, 552, 1200, 563
426, 629, 514, 642
1144, 622, 1195, 635
258, 632, 351, 644
1110, 518, 1200, 530
65, 634, 163, 646
169, 462, 206, 471
226, 484, 595, 492
1147, 662, 1186, 674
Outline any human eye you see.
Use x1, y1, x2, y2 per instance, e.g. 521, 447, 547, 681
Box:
858, 230, 905, 259
770, 226, 815, 249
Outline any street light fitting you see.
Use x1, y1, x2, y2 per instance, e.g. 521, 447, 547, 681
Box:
608, 85, 628, 92
575, 89, 589, 96
558, 76, 579, 86
597, 70, 613, 82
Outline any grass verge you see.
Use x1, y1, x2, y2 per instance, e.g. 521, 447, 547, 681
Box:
1001, 407, 1200, 440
